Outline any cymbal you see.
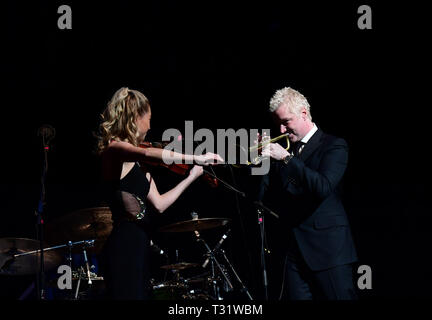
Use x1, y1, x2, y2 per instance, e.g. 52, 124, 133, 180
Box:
158, 218, 230, 232
44, 207, 113, 254
160, 262, 199, 270
0, 238, 62, 276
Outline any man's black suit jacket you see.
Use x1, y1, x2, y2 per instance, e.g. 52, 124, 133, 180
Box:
259, 128, 357, 271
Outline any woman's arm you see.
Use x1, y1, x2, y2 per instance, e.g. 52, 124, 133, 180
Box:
146, 166, 203, 213
106, 140, 223, 165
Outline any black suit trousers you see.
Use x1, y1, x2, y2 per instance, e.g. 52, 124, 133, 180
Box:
282, 232, 358, 300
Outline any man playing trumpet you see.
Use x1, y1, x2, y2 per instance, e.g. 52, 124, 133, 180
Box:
258, 87, 358, 300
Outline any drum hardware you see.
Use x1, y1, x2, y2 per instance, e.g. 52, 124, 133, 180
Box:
0, 238, 68, 276
187, 212, 233, 300
160, 262, 199, 271
184, 276, 206, 285
65, 239, 102, 300
152, 279, 213, 301
150, 240, 168, 259
44, 207, 113, 254
51, 239, 103, 300
182, 289, 212, 300
73, 266, 104, 300
1, 238, 102, 300
26, 206, 112, 299
72, 268, 103, 281
151, 279, 189, 300
155, 169, 278, 301
218, 248, 252, 300
157, 217, 231, 233
192, 214, 252, 300
156, 212, 253, 300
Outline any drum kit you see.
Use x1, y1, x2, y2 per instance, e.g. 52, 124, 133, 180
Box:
0, 207, 252, 300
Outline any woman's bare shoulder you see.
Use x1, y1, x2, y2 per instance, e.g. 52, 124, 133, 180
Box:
106, 140, 131, 150
104, 140, 135, 155
103, 140, 146, 163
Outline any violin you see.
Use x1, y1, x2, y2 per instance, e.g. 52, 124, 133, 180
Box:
138, 141, 218, 187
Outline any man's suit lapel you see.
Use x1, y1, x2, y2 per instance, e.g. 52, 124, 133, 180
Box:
298, 129, 324, 162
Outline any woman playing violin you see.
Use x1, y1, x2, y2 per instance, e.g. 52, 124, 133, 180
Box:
96, 87, 223, 299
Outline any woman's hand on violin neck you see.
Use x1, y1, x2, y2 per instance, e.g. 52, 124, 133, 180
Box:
188, 165, 204, 180
194, 153, 224, 166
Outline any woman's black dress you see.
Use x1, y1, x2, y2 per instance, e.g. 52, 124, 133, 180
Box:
101, 162, 152, 300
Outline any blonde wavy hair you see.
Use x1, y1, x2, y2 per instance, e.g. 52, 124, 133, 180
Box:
269, 87, 312, 121
96, 87, 150, 154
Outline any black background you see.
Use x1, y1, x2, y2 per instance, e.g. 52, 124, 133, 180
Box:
1, 0, 429, 300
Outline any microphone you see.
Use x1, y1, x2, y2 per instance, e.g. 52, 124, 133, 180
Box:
150, 240, 168, 258
202, 256, 210, 268
37, 124, 56, 148
202, 229, 231, 268
190, 212, 201, 239
213, 229, 231, 253
190, 212, 199, 220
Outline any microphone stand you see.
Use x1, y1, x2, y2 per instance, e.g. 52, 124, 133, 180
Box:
35, 125, 55, 300
256, 206, 268, 300
36, 136, 47, 299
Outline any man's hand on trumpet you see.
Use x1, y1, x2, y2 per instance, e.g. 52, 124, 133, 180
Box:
261, 142, 291, 161
255, 132, 291, 161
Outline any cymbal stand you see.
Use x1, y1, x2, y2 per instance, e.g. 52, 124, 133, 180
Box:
7, 240, 95, 261
67, 240, 74, 300
66, 241, 73, 272
218, 249, 253, 300
74, 241, 95, 300
74, 267, 83, 299
82, 242, 93, 286
12, 240, 95, 300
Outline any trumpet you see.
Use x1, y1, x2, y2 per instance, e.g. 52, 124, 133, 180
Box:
249, 132, 290, 165
250, 132, 290, 151
232, 133, 290, 167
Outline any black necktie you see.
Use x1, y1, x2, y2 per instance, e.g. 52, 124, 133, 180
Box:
293, 142, 305, 157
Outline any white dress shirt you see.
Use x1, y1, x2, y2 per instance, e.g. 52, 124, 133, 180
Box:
298, 123, 318, 154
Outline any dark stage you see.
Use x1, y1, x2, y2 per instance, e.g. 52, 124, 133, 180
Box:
1, 0, 429, 304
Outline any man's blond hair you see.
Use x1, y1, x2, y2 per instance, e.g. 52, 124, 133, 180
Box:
269, 87, 312, 120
